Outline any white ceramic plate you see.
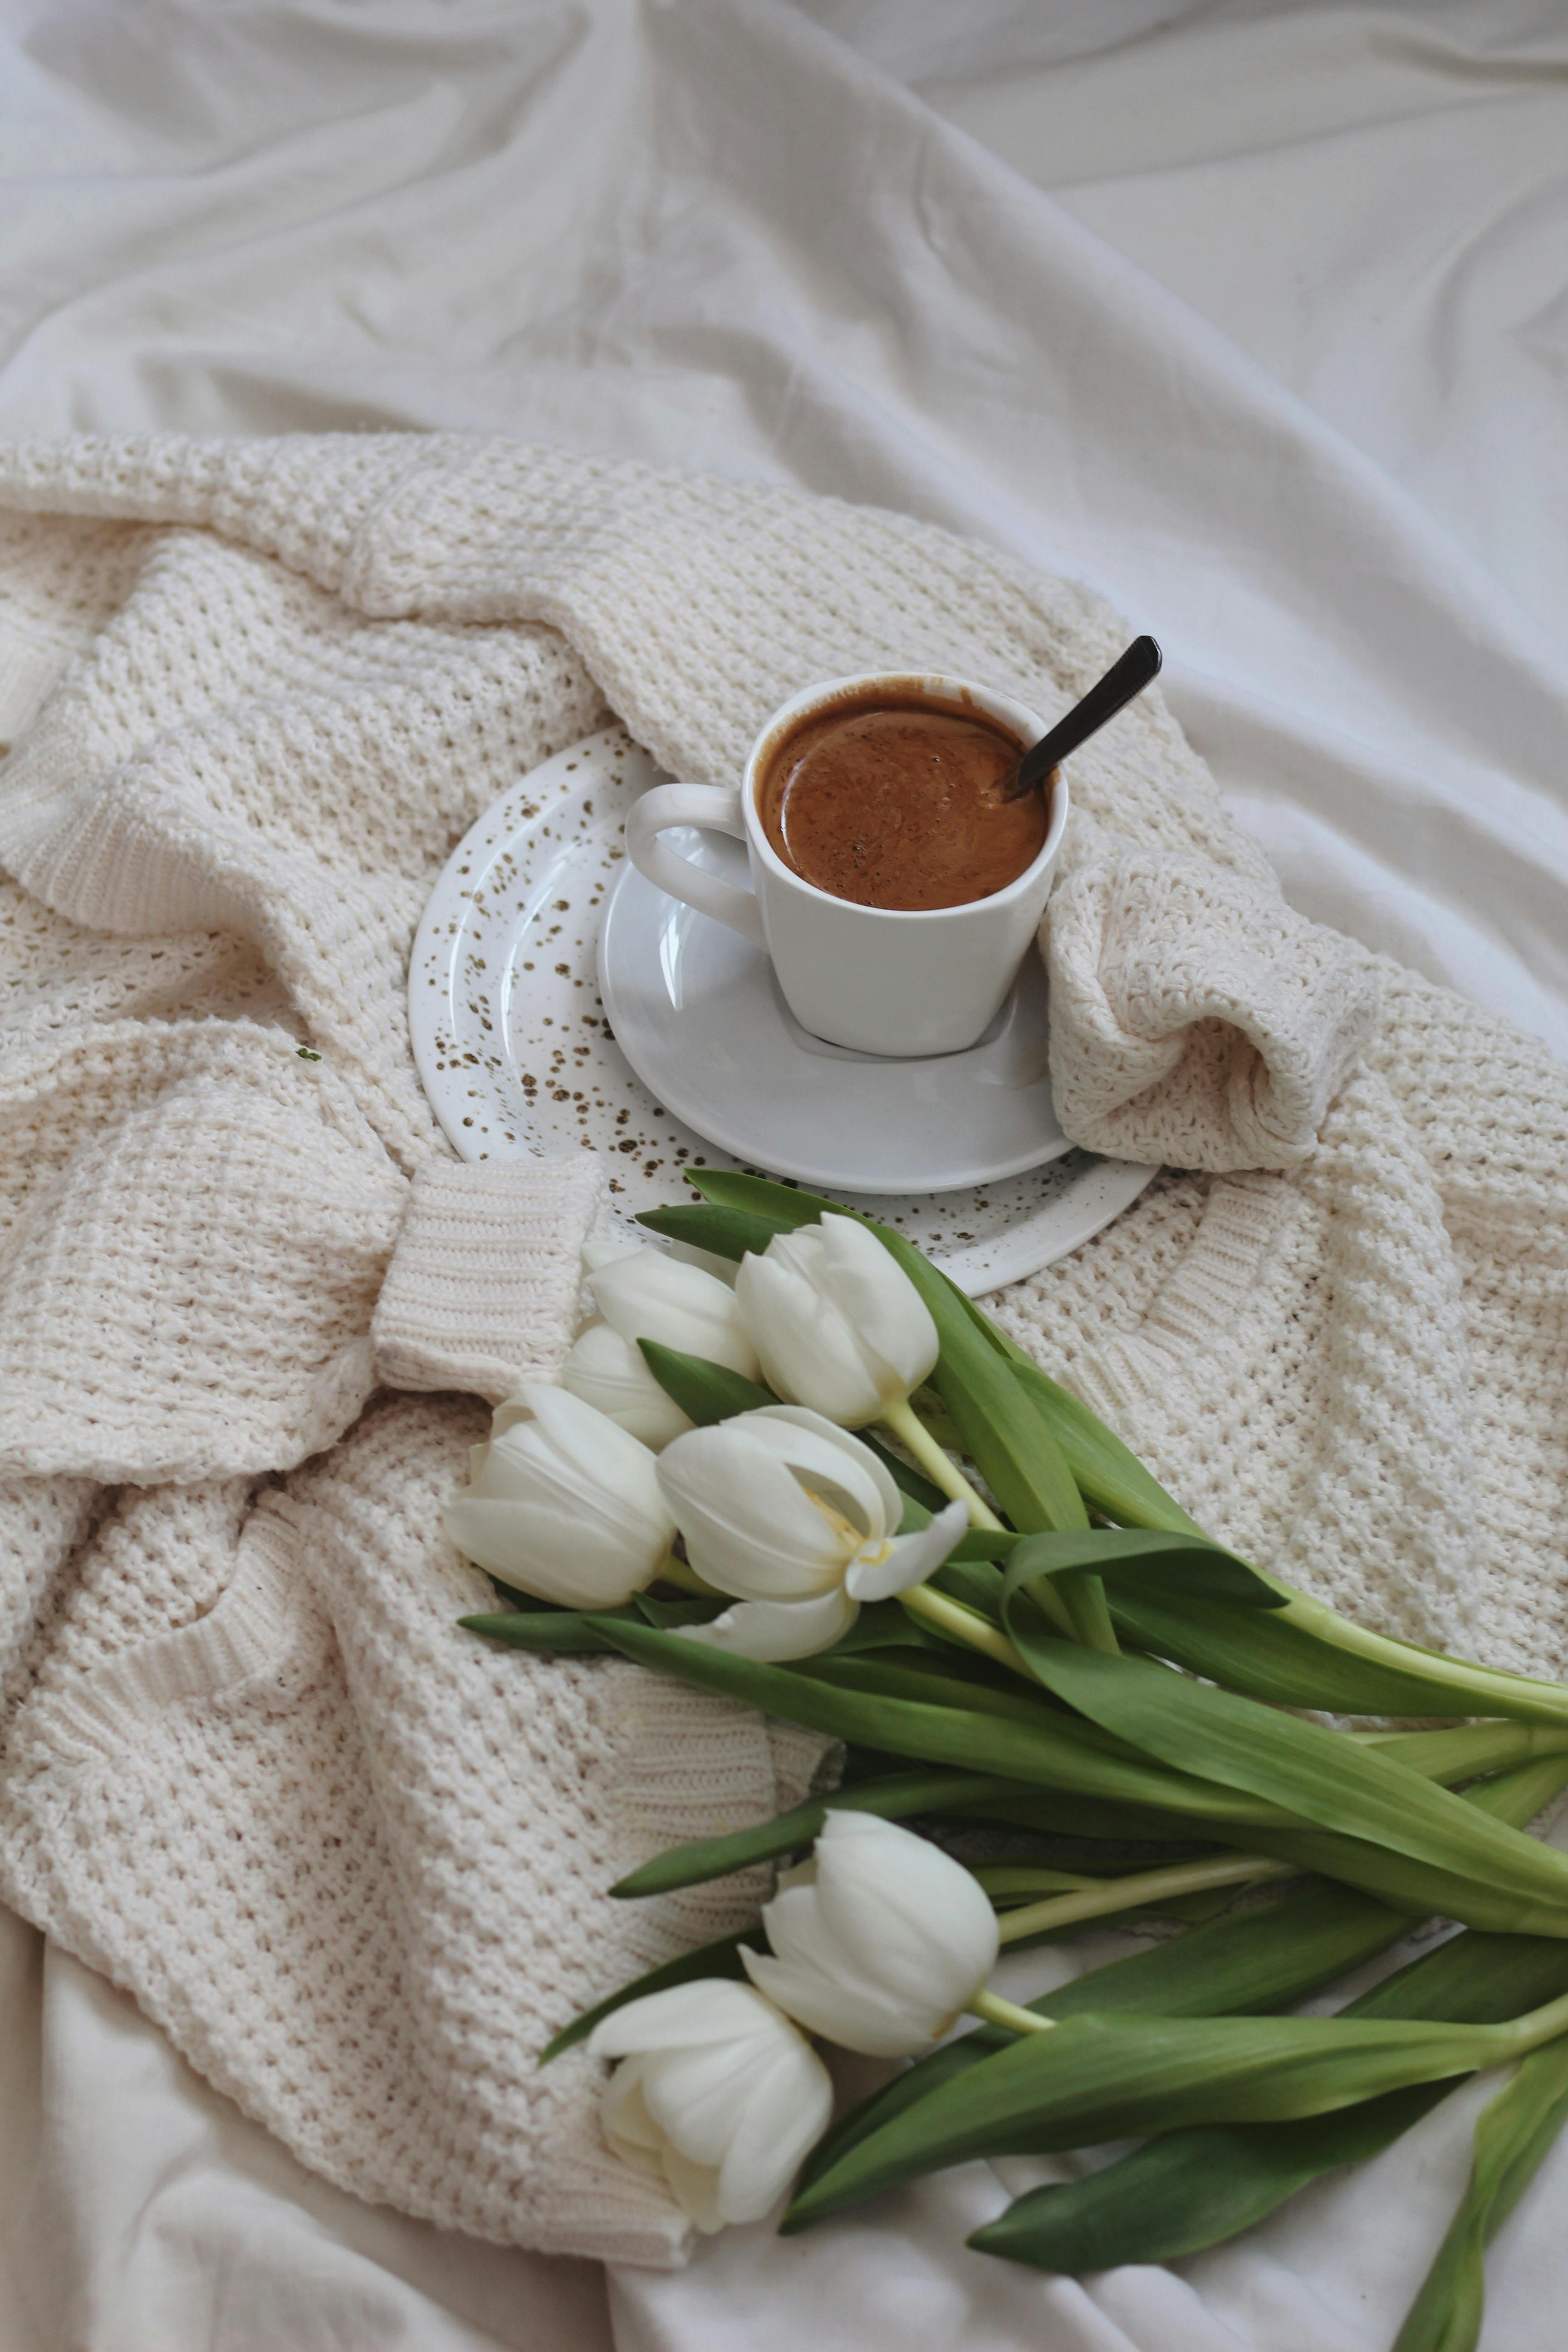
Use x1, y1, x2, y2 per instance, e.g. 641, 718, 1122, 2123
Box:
597, 835, 1068, 1192
408, 728, 1156, 1294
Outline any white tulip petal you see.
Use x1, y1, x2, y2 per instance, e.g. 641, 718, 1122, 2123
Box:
478, 1391, 673, 1530
591, 1981, 826, 2233
745, 1814, 1000, 2054
657, 1427, 853, 1599
599, 2059, 666, 2175
752, 1880, 935, 2042
665, 1240, 740, 1287
660, 2144, 726, 2234
715, 2043, 834, 2223
816, 1215, 940, 1404
514, 1464, 673, 1557
740, 1407, 901, 1535
588, 1979, 781, 2060
756, 1879, 856, 1979
735, 1250, 886, 1426
811, 1814, 999, 2014
675, 1586, 857, 1663
585, 1242, 761, 1379
519, 1382, 671, 1500
474, 1421, 675, 1569
441, 1498, 656, 1605
641, 2036, 772, 2166
562, 1322, 696, 1450
460, 1432, 538, 1503
845, 1500, 970, 1602
741, 1947, 935, 2058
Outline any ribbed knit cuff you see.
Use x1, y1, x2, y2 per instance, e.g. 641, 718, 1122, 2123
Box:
372, 1152, 605, 1404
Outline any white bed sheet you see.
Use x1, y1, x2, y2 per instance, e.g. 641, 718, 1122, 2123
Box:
1, 3, 1566, 2345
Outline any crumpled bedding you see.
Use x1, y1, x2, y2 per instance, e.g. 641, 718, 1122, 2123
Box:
2, 2, 1566, 2347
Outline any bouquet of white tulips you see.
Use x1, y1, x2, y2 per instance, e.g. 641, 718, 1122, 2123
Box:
451, 1170, 1568, 2352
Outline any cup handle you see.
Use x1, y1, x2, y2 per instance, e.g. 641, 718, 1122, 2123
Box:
624, 783, 766, 945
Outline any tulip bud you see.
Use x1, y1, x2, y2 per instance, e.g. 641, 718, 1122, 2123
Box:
443, 1383, 674, 1607
734, 1214, 938, 1427
562, 1319, 696, 1450
656, 1406, 967, 1661
588, 1980, 833, 2231
583, 1236, 760, 1379
742, 1813, 1000, 2058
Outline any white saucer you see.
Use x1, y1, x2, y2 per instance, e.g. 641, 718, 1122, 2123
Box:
408, 727, 1156, 1294
598, 834, 1071, 1193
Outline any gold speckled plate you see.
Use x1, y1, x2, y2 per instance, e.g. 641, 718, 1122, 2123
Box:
408, 727, 1155, 1294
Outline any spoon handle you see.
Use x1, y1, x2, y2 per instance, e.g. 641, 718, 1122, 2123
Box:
1013, 634, 1162, 797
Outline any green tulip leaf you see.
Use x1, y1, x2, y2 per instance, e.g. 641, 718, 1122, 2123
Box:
635, 1201, 793, 1260
1112, 1588, 1509, 1717
979, 2084, 1449, 2272
608, 1767, 1022, 1899
632, 1592, 728, 1629
459, 1609, 629, 1654
1113, 1588, 1568, 1724
972, 1928, 1568, 2274
793, 1653, 1066, 1728
1362, 1724, 1568, 1788
785, 2006, 1514, 2231
803, 1760, 1567, 2198
1235, 1754, 1568, 1936
952, 1294, 1205, 1535
997, 1583, 1568, 1915
590, 1614, 1295, 1829
1005, 1529, 1284, 1612
537, 1927, 764, 2064
677, 1171, 827, 1231
637, 1340, 774, 1422
1393, 2030, 1568, 2352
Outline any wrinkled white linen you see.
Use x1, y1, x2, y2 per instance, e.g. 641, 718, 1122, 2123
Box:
2, 0, 1567, 2346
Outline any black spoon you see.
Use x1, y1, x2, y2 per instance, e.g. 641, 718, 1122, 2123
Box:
1003, 633, 1162, 799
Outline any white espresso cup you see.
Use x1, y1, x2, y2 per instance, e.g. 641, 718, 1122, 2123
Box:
624, 671, 1069, 1058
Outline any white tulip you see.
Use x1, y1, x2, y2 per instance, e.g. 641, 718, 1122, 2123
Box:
588, 1979, 833, 2232
655, 1406, 967, 1661
583, 1236, 760, 1379
743, 1812, 1001, 2058
442, 1383, 674, 1607
562, 1319, 696, 1450
734, 1214, 939, 1427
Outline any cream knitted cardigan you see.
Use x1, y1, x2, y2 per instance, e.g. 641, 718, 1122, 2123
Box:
0, 434, 1565, 2269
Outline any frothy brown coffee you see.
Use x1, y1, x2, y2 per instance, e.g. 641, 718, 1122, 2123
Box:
758, 689, 1047, 912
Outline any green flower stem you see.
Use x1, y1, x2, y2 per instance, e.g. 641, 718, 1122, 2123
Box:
993, 1853, 1297, 1945
1494, 1984, 1568, 2061
1288, 1599, 1568, 1727
968, 1988, 1056, 2036
879, 1397, 1075, 1639
880, 1396, 1006, 1529
899, 1582, 1033, 1678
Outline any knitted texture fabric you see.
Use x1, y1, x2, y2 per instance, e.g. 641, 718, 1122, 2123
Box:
372, 1153, 607, 1403
0, 433, 1564, 2265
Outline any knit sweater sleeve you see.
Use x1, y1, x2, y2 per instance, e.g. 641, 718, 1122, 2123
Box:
0, 1027, 406, 1484
0, 1001, 612, 1481
1043, 848, 1381, 1172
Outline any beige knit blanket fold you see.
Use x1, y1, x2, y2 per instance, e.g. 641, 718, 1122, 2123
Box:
0, 433, 1564, 2266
